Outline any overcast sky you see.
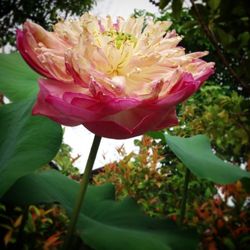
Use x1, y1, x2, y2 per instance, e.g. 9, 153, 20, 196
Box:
93, 0, 159, 17
63, 0, 160, 172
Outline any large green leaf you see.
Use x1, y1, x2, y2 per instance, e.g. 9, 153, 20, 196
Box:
0, 53, 39, 101
3, 170, 198, 250
165, 134, 250, 184
0, 99, 62, 197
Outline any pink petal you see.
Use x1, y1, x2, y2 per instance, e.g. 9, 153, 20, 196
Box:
65, 53, 89, 87
17, 29, 52, 78
83, 108, 178, 139
194, 66, 215, 89
83, 121, 134, 139
70, 94, 140, 115
32, 82, 82, 126
17, 22, 72, 82
146, 73, 197, 109
32, 78, 141, 126
33, 79, 103, 122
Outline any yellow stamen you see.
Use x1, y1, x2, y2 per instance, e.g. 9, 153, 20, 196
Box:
103, 30, 137, 49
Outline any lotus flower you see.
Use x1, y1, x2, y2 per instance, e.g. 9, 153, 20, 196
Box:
17, 13, 214, 139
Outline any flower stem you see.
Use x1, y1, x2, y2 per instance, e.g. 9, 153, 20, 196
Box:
63, 135, 102, 249
179, 168, 191, 225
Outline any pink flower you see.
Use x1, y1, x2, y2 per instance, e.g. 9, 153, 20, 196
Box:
17, 14, 214, 139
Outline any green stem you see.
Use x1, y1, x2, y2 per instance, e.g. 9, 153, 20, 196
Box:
63, 135, 102, 249
179, 168, 191, 225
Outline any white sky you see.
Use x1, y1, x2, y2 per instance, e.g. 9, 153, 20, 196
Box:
93, 0, 159, 17
63, 0, 159, 172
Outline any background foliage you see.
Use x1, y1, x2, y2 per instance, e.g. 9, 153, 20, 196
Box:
148, 0, 250, 95
0, 0, 96, 48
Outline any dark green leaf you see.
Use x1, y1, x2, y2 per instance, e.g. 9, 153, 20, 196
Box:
190, 4, 210, 23
172, 0, 183, 19
0, 99, 62, 197
0, 53, 39, 101
241, 178, 250, 192
159, 0, 172, 9
208, 0, 221, 10
165, 134, 250, 184
213, 27, 235, 47
3, 170, 198, 250
238, 32, 250, 47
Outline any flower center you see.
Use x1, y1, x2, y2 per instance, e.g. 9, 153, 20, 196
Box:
103, 30, 137, 49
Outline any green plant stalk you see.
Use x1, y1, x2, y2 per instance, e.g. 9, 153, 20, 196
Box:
179, 168, 191, 225
63, 135, 102, 249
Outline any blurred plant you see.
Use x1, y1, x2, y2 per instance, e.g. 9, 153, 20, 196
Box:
0, 0, 96, 49
148, 0, 250, 95
93, 134, 250, 249
52, 142, 80, 177
94, 136, 168, 217
195, 180, 250, 250
93, 135, 216, 218
167, 82, 250, 164
0, 203, 68, 249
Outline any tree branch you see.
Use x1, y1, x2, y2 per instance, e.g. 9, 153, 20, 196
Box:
190, 0, 250, 94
